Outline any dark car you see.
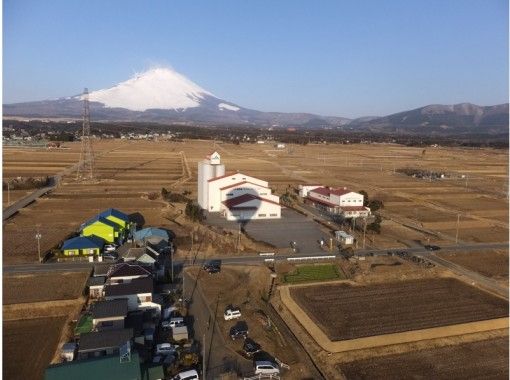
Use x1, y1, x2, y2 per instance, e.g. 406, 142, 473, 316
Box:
243, 338, 261, 356
424, 245, 441, 251
102, 252, 119, 261
203, 260, 221, 274
230, 321, 248, 340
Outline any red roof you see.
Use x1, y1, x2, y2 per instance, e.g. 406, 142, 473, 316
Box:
306, 195, 339, 208
309, 186, 351, 197
330, 188, 351, 196
207, 172, 237, 182
222, 193, 280, 209
220, 181, 269, 191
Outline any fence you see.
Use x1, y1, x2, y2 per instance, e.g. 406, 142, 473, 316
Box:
287, 255, 336, 262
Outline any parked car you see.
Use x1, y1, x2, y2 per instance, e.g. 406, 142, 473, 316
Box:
254, 361, 280, 376
424, 245, 441, 251
155, 343, 177, 355
104, 244, 117, 252
203, 260, 221, 274
173, 369, 199, 380
102, 252, 118, 261
243, 338, 261, 356
162, 317, 184, 330
224, 306, 242, 321
230, 321, 248, 340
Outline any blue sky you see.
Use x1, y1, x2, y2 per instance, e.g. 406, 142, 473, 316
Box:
3, 0, 508, 117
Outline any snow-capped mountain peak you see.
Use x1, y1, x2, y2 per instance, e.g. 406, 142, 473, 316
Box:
86, 67, 213, 111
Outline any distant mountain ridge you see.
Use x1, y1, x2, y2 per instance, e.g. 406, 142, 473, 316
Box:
3, 67, 508, 134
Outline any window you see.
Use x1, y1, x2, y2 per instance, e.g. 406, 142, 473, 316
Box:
258, 214, 266, 217
270, 213, 277, 217
260, 193, 267, 195
227, 193, 233, 196
68, 250, 76, 256
101, 321, 114, 327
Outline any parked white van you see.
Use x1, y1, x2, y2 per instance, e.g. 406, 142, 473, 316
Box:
254, 361, 280, 375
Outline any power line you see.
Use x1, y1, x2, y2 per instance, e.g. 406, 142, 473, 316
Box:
76, 88, 95, 181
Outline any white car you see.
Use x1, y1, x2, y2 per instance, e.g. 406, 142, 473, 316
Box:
255, 361, 280, 376
155, 343, 177, 355
104, 244, 117, 252
162, 317, 184, 330
224, 307, 241, 321
173, 369, 199, 380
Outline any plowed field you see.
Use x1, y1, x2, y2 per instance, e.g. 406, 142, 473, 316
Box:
290, 278, 508, 341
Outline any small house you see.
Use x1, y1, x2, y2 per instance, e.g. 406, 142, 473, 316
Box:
61, 236, 105, 257
104, 277, 155, 312
81, 216, 122, 244
90, 299, 128, 331
45, 351, 142, 380
98, 208, 131, 231
335, 231, 354, 245
77, 328, 134, 360
106, 263, 152, 285
87, 276, 106, 299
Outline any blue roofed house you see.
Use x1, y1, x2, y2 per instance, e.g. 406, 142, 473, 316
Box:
98, 208, 131, 231
62, 235, 106, 257
133, 227, 173, 252
81, 216, 122, 244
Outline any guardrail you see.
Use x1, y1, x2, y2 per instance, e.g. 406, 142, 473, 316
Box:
259, 252, 275, 256
263, 258, 275, 262
287, 255, 336, 262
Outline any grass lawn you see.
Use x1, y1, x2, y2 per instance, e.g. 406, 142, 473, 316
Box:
284, 264, 344, 283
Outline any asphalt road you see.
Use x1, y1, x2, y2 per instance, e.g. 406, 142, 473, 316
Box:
4, 241, 508, 274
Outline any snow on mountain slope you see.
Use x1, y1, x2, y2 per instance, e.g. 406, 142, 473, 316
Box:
87, 67, 213, 111
218, 103, 240, 111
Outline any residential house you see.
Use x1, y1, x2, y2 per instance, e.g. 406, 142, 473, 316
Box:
104, 277, 157, 313
77, 328, 133, 360
81, 216, 122, 244
307, 186, 371, 218
106, 263, 152, 285
90, 299, 128, 331
87, 276, 106, 299
45, 352, 143, 380
61, 236, 105, 257
98, 208, 131, 231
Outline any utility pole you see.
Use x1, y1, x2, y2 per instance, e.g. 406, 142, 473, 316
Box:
7, 180, 10, 206
202, 332, 206, 380
455, 214, 460, 244
362, 218, 367, 249
236, 223, 241, 253
35, 225, 42, 262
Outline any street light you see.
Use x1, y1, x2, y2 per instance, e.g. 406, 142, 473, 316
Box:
35, 230, 42, 262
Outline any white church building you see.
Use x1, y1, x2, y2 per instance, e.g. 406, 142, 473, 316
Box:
197, 152, 281, 221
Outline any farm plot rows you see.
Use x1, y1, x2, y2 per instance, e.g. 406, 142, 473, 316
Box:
338, 336, 509, 380
3, 317, 68, 380
437, 250, 509, 280
290, 278, 508, 341
3, 271, 90, 304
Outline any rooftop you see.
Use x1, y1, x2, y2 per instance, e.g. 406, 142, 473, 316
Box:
87, 276, 106, 287
78, 328, 134, 353
62, 235, 105, 250
45, 352, 141, 380
81, 216, 121, 230
222, 193, 280, 209
98, 208, 130, 223
104, 277, 153, 297
107, 263, 152, 279
133, 227, 170, 242
90, 299, 128, 319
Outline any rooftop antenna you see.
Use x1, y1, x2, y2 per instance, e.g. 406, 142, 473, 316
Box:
76, 88, 95, 181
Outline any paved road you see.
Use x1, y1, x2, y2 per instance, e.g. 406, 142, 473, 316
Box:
3, 176, 59, 221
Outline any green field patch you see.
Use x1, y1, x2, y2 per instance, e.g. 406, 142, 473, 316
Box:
284, 264, 343, 283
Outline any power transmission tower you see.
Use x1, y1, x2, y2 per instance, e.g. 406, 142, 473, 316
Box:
76, 88, 95, 181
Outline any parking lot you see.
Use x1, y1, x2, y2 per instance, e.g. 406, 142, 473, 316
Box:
206, 208, 330, 254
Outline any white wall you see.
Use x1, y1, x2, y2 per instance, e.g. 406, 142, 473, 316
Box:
222, 198, 281, 221
333, 192, 364, 206
208, 173, 268, 212
105, 292, 152, 312
299, 185, 320, 197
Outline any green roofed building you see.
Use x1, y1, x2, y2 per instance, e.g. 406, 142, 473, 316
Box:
81, 216, 121, 244
98, 208, 131, 230
45, 352, 141, 380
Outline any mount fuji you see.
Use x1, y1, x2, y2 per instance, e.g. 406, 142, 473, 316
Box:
3, 67, 350, 126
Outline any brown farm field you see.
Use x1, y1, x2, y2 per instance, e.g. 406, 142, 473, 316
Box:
3, 316, 67, 380
3, 140, 508, 265
3, 271, 89, 304
338, 336, 509, 380
437, 249, 509, 280
290, 278, 508, 341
